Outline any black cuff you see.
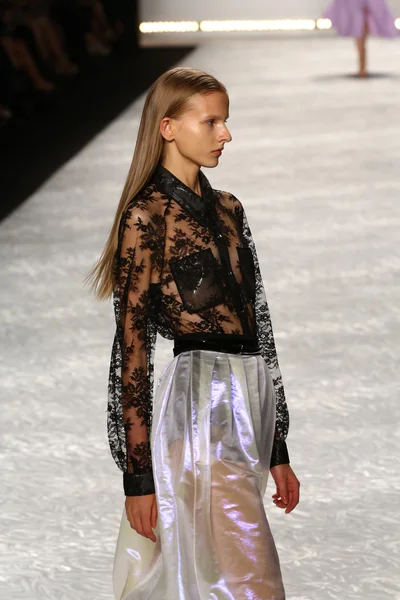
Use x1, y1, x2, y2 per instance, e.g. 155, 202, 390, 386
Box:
123, 471, 155, 496
270, 440, 290, 469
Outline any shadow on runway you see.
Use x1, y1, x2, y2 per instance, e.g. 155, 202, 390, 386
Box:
314, 72, 399, 81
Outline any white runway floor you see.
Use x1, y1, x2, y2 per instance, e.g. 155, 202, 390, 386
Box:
1, 36, 400, 599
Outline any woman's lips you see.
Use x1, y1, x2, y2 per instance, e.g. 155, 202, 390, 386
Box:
212, 150, 222, 155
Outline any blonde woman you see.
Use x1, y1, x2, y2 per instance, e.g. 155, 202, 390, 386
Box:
87, 67, 300, 600
324, 0, 398, 77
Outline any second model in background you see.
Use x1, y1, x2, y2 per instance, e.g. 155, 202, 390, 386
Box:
323, 0, 398, 77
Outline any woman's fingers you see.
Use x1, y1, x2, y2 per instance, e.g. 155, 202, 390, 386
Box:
126, 504, 140, 534
151, 497, 158, 529
126, 502, 157, 542
273, 496, 288, 509
140, 511, 156, 542
285, 491, 296, 514
270, 466, 300, 513
272, 486, 287, 508
145, 523, 157, 543
130, 513, 153, 541
284, 473, 300, 513
134, 514, 145, 537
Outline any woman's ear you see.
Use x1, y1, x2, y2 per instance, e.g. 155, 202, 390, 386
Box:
160, 117, 175, 142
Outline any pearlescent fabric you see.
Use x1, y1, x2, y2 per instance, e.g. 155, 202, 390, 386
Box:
113, 349, 285, 600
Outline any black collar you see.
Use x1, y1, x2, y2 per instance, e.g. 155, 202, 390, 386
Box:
152, 163, 217, 221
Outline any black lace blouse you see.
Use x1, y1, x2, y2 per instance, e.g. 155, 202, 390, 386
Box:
108, 164, 290, 496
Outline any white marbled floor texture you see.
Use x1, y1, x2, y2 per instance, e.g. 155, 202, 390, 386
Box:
1, 36, 400, 600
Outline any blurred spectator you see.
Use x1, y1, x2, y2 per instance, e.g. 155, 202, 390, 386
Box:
0, 102, 12, 127
13, 0, 79, 75
50, 0, 122, 59
79, 0, 113, 48
0, 0, 131, 123
0, 2, 55, 92
101, 0, 125, 40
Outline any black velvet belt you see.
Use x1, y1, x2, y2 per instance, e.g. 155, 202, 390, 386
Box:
173, 333, 261, 357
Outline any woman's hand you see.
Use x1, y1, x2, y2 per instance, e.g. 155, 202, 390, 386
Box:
125, 494, 158, 543
270, 464, 300, 514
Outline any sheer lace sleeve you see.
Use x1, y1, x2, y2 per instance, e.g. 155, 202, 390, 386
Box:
108, 202, 158, 496
241, 208, 290, 468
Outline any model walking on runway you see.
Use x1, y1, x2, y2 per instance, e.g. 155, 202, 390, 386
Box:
323, 0, 398, 77
87, 67, 300, 600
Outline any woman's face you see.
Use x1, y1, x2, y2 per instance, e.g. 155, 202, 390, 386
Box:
164, 91, 232, 168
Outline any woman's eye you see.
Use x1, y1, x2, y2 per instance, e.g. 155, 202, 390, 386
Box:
206, 120, 214, 126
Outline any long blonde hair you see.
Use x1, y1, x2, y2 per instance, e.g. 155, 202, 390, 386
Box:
84, 67, 227, 300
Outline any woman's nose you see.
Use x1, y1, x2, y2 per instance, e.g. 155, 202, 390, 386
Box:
219, 124, 232, 143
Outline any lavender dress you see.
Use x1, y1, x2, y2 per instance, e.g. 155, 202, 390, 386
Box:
324, 0, 398, 38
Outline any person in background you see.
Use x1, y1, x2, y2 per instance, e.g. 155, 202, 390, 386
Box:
13, 0, 79, 75
0, 103, 12, 126
0, 2, 55, 92
323, 0, 398, 77
49, 0, 108, 59
76, 0, 123, 56
100, 0, 125, 41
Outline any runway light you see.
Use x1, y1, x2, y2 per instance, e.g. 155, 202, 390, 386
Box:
139, 17, 400, 34
200, 19, 316, 32
139, 21, 199, 33
316, 18, 332, 30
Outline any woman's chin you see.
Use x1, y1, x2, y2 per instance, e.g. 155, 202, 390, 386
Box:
203, 155, 220, 168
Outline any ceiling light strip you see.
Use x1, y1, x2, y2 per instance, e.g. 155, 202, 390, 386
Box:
139, 18, 334, 34
200, 19, 317, 32
140, 18, 400, 34
139, 21, 199, 33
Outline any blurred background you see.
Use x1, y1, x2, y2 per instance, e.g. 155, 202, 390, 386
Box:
0, 0, 193, 219
1, 0, 400, 217
1, 2, 400, 600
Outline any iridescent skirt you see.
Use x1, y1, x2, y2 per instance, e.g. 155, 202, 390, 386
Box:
113, 349, 285, 600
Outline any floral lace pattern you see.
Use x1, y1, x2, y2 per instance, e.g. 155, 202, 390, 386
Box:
108, 164, 290, 496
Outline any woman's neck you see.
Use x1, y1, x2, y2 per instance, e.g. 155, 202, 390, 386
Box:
161, 157, 202, 197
